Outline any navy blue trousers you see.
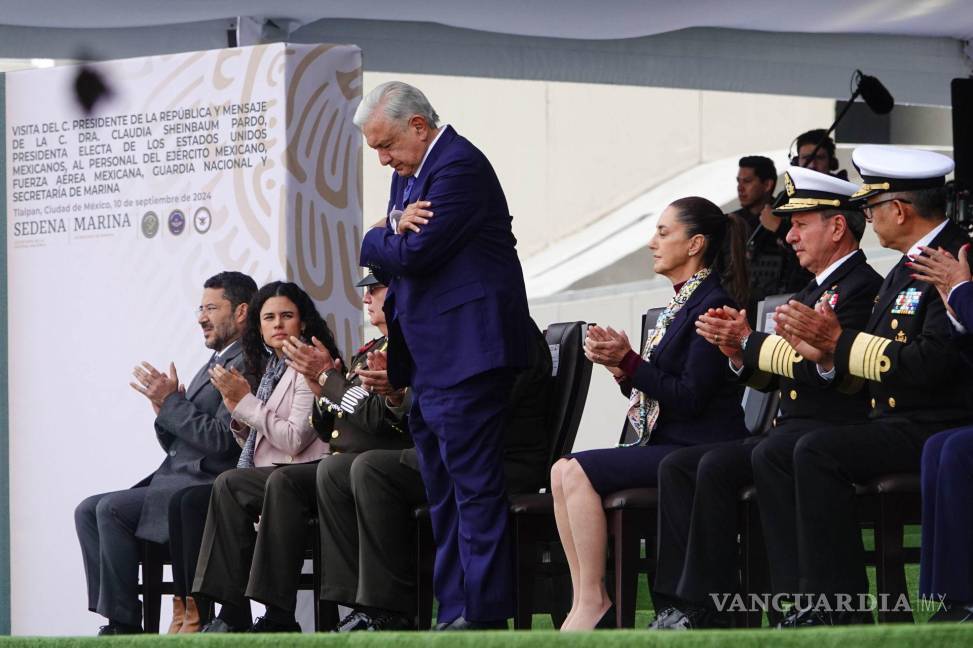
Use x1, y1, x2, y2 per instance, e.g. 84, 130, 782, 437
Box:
411, 368, 515, 624
920, 425, 973, 603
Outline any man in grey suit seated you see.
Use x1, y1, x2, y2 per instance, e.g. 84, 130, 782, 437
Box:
74, 271, 257, 635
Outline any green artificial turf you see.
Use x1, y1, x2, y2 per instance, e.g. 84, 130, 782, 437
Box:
3, 624, 973, 648
6, 523, 947, 642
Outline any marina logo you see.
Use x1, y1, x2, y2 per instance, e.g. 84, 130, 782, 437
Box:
168, 209, 186, 236
141, 211, 159, 238
193, 207, 212, 234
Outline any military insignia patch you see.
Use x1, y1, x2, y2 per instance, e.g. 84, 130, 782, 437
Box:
784, 172, 795, 196
891, 288, 922, 315
817, 288, 839, 310
895, 330, 907, 343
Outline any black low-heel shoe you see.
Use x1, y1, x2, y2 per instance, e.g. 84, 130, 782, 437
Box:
595, 604, 617, 629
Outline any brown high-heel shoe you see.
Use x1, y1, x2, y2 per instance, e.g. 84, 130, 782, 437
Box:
178, 596, 203, 633
167, 596, 186, 634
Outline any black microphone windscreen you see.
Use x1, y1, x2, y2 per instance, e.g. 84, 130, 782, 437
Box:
858, 74, 894, 115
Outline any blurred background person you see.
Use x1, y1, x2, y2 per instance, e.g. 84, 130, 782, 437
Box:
731, 155, 811, 321
792, 128, 847, 179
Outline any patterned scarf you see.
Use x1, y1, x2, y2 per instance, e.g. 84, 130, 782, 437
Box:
623, 267, 711, 446
237, 353, 288, 468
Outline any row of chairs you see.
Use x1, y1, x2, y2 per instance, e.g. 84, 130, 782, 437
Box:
137, 307, 921, 631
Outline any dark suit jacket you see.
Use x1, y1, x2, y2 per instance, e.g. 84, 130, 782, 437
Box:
741, 249, 883, 425
133, 341, 244, 543
360, 125, 531, 390
619, 273, 748, 446
834, 220, 973, 423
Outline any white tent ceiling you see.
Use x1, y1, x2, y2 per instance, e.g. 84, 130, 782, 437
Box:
4, 1, 973, 40
0, 2, 969, 104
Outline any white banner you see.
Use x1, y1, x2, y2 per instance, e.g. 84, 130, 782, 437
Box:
4, 42, 363, 635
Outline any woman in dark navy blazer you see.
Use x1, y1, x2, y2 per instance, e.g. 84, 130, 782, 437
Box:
551, 196, 750, 631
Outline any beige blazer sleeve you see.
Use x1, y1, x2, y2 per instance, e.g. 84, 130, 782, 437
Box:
232, 367, 316, 456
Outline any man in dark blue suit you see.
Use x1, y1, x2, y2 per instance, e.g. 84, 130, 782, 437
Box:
356, 81, 532, 630
907, 232, 973, 622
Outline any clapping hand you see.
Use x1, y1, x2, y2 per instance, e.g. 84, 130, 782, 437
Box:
773, 300, 841, 368
282, 336, 337, 395
131, 361, 183, 414
358, 350, 406, 406
358, 350, 394, 395
584, 325, 633, 368
695, 306, 750, 367
909, 245, 971, 318
208, 364, 251, 412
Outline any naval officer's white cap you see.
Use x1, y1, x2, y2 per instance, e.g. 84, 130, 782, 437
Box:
774, 166, 860, 214
851, 145, 954, 202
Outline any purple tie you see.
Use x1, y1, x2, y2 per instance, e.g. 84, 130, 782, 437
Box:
401, 176, 415, 208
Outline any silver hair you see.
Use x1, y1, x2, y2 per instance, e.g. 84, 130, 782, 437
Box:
353, 81, 440, 130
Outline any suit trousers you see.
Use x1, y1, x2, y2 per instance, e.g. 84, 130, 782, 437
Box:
919, 426, 973, 604
411, 368, 516, 624
317, 450, 428, 613
245, 461, 321, 612
192, 466, 276, 608
654, 438, 761, 605
753, 417, 940, 599
168, 485, 213, 597
75, 487, 149, 626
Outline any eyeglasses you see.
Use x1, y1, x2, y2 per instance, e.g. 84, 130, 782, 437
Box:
862, 197, 912, 222
195, 304, 224, 317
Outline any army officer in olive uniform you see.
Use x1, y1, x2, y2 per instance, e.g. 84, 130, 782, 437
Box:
651, 167, 881, 629
769, 146, 973, 626
235, 273, 412, 633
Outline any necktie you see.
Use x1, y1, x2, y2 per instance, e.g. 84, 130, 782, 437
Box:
400, 176, 416, 208
882, 256, 910, 293
792, 279, 818, 305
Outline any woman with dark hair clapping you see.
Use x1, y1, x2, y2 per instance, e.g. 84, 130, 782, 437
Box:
551, 197, 750, 631
190, 281, 342, 633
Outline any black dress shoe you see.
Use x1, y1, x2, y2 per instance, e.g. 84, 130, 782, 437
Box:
97, 621, 142, 635
674, 605, 732, 630
200, 618, 244, 633
444, 616, 508, 630
333, 610, 370, 633
648, 606, 680, 629
247, 615, 301, 633
368, 612, 417, 631
778, 608, 873, 628
650, 605, 731, 630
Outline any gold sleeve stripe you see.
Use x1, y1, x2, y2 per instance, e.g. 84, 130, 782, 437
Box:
847, 332, 893, 382
757, 335, 802, 379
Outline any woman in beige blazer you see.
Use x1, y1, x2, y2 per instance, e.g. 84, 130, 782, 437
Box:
188, 281, 343, 632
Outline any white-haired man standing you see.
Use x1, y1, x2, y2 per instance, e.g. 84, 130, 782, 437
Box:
356, 81, 533, 630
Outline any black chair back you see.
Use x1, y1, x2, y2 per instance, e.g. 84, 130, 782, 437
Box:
542, 321, 594, 470
617, 307, 665, 446
742, 293, 791, 434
